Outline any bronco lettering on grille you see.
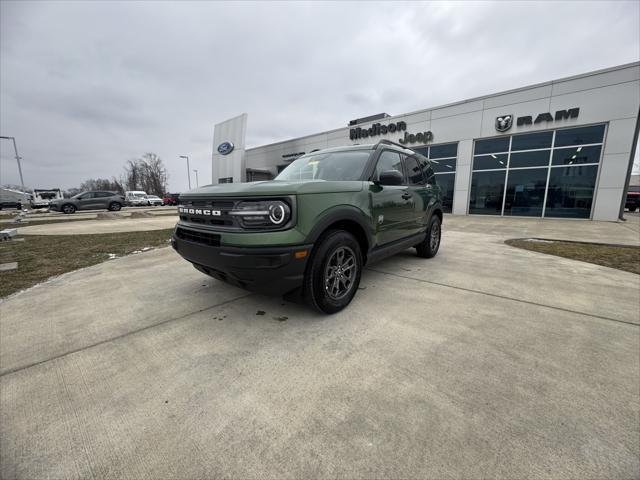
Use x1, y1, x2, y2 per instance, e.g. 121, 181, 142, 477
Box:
178, 207, 221, 216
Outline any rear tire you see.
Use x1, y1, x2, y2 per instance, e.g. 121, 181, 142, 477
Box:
629, 206, 637, 212
62, 204, 76, 214
416, 215, 441, 258
109, 202, 122, 211
303, 230, 362, 314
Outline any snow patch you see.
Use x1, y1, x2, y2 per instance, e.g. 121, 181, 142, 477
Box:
524, 238, 555, 244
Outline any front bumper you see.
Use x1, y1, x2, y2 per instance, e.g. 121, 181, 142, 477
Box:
172, 227, 312, 296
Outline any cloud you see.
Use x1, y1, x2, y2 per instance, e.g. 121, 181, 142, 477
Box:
1, 0, 639, 190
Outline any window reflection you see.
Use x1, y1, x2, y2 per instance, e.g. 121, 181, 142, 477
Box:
509, 150, 551, 168
545, 166, 598, 218
503, 169, 547, 217
554, 125, 605, 147
469, 170, 506, 215
475, 137, 510, 155
430, 143, 458, 159
552, 145, 601, 166
511, 131, 553, 151
473, 154, 508, 170
435, 174, 454, 213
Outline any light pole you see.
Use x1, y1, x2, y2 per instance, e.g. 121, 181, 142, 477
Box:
193, 169, 199, 187
179, 155, 191, 189
0, 135, 27, 207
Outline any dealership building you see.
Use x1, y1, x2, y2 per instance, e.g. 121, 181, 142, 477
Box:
212, 62, 639, 221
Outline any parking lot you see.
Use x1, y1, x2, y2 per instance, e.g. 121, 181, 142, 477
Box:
1, 216, 639, 479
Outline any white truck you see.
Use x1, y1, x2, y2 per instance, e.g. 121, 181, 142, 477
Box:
32, 188, 63, 208
124, 190, 148, 206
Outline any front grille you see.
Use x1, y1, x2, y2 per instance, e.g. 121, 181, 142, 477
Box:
179, 215, 232, 226
179, 199, 237, 227
175, 227, 220, 247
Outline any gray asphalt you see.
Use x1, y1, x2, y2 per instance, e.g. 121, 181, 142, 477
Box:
1, 217, 639, 479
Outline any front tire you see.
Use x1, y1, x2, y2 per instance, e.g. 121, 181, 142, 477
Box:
304, 230, 362, 314
62, 204, 76, 214
109, 202, 122, 211
416, 215, 441, 258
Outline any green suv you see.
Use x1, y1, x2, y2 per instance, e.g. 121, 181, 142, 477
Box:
172, 140, 443, 313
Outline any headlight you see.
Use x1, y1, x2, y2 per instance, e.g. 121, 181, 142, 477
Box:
230, 200, 291, 229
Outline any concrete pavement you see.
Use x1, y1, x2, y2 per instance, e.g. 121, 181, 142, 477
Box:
1, 219, 639, 479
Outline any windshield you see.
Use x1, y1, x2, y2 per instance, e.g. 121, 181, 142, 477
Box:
276, 150, 371, 181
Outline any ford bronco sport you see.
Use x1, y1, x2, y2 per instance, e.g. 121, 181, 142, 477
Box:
172, 140, 443, 313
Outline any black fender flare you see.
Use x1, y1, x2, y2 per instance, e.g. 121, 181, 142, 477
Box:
305, 205, 375, 255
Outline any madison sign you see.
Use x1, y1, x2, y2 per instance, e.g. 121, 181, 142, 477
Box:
349, 121, 434, 145
350, 121, 407, 140
495, 108, 580, 132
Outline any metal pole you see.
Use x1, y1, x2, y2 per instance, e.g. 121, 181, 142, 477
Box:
193, 169, 199, 187
180, 155, 191, 190
186, 156, 191, 189
0, 136, 27, 208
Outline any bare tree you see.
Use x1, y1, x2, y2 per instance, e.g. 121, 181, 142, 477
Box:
140, 153, 168, 196
122, 153, 168, 196
122, 159, 143, 191
78, 178, 124, 193
63, 188, 82, 198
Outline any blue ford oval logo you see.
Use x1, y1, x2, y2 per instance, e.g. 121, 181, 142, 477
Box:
217, 142, 234, 155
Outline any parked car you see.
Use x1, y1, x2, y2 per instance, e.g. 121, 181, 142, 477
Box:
125, 190, 148, 206
49, 191, 125, 214
0, 188, 30, 210
0, 200, 23, 210
163, 193, 180, 206
146, 195, 163, 206
625, 186, 640, 212
172, 140, 443, 313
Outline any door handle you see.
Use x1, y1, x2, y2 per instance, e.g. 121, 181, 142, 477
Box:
401, 192, 412, 200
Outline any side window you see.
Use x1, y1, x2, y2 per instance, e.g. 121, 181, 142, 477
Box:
374, 150, 404, 182
402, 155, 425, 185
81, 192, 95, 199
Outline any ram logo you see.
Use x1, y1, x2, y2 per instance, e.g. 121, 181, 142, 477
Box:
495, 115, 513, 132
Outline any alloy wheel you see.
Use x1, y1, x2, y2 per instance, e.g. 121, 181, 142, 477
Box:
430, 220, 440, 251
324, 246, 357, 300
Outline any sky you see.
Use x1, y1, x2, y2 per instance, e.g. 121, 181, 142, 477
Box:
1, 1, 639, 192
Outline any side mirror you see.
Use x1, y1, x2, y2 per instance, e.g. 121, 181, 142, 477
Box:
379, 170, 404, 186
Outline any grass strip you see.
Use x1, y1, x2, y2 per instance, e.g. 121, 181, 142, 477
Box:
506, 238, 640, 275
0, 229, 174, 298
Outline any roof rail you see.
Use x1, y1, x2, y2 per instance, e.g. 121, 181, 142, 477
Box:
375, 139, 414, 150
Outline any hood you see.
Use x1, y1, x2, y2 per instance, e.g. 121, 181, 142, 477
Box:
179, 180, 364, 198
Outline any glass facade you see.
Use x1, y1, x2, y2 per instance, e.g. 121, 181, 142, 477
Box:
469, 124, 605, 218
414, 142, 458, 213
